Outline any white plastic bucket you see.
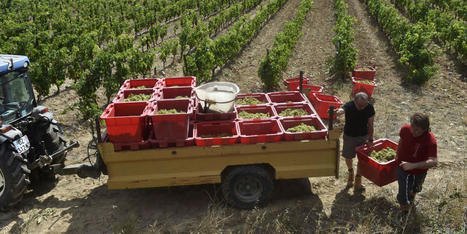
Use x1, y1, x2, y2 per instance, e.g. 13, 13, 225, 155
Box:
194, 82, 240, 113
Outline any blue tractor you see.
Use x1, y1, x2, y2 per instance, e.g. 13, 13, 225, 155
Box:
0, 54, 79, 209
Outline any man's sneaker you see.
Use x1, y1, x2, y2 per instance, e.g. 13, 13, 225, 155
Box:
354, 174, 365, 192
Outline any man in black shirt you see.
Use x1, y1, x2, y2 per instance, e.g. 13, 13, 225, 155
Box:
336, 92, 375, 191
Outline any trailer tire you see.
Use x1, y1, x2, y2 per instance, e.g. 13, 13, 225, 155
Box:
0, 143, 30, 210
222, 166, 274, 209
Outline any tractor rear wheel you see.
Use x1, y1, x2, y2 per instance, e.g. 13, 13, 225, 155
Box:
43, 124, 67, 165
0, 143, 30, 210
31, 124, 67, 183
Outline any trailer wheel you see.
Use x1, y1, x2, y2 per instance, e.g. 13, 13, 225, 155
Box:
0, 143, 30, 210
222, 166, 274, 209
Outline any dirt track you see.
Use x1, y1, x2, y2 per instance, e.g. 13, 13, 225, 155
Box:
1, 0, 465, 232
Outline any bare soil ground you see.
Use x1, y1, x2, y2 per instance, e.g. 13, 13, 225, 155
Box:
1, 0, 465, 233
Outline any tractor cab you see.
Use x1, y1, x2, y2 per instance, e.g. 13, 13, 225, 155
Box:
0, 55, 36, 125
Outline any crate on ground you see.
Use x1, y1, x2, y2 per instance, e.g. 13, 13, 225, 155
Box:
121, 78, 161, 90
100, 102, 149, 143
194, 121, 239, 146
283, 77, 309, 91
196, 103, 237, 121
356, 139, 398, 187
161, 76, 196, 87
279, 116, 327, 141
149, 122, 194, 147
236, 105, 276, 120
113, 88, 157, 103
352, 66, 376, 80
267, 91, 306, 104
310, 93, 343, 119
146, 99, 192, 141
235, 93, 270, 106
296, 84, 324, 100
238, 119, 283, 144
352, 77, 377, 98
160, 86, 194, 100
273, 103, 316, 118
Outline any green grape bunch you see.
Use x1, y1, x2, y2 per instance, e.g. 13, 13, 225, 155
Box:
286, 123, 317, 133
124, 93, 152, 102
279, 108, 308, 117
355, 80, 373, 84
132, 85, 150, 89
238, 111, 270, 119
157, 108, 186, 114
369, 147, 396, 162
355, 67, 374, 71
200, 133, 232, 138
236, 97, 264, 105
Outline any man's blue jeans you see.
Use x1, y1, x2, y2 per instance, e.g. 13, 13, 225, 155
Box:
397, 167, 427, 205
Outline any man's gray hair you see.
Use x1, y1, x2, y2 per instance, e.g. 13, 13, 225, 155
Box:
354, 92, 369, 101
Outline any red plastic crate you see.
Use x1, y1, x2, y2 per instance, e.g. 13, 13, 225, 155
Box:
279, 116, 327, 141
267, 91, 306, 104
310, 93, 343, 119
196, 103, 237, 121
296, 84, 323, 100
146, 99, 193, 140
356, 139, 398, 187
160, 86, 194, 100
235, 93, 270, 106
149, 122, 194, 147
113, 88, 157, 103
352, 66, 376, 80
352, 77, 377, 98
283, 77, 309, 91
194, 121, 239, 146
238, 119, 283, 144
274, 103, 316, 118
162, 76, 196, 87
236, 105, 276, 120
100, 102, 149, 143
121, 78, 161, 90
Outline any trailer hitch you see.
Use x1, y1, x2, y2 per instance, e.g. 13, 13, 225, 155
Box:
58, 117, 106, 179
59, 163, 101, 179
28, 141, 80, 170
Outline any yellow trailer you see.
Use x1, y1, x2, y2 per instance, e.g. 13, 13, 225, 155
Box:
93, 128, 341, 209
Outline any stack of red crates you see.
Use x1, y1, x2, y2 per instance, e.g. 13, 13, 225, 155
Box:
102, 78, 330, 150
101, 76, 197, 150
309, 93, 343, 120
147, 76, 196, 147
284, 77, 309, 91
101, 78, 161, 151
352, 66, 377, 98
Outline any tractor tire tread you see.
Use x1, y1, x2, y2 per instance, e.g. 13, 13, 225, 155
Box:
0, 144, 29, 210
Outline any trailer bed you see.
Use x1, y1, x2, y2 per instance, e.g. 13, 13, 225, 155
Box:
99, 129, 341, 190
